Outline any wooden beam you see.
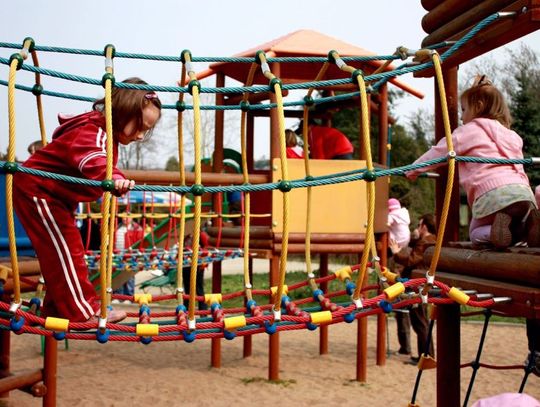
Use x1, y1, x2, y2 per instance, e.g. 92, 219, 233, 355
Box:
424, 246, 540, 287
422, 0, 483, 34
416, 2, 540, 77
422, 0, 513, 35
123, 169, 269, 186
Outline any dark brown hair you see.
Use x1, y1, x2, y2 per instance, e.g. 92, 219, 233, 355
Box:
419, 213, 437, 235
92, 77, 162, 139
460, 79, 512, 128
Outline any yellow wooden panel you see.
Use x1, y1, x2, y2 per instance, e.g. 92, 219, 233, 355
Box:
272, 159, 388, 234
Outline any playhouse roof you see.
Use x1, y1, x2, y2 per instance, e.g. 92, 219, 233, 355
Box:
192, 29, 423, 98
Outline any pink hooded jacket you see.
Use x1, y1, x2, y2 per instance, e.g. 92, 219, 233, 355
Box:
407, 118, 531, 206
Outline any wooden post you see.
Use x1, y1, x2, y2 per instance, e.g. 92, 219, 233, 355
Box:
434, 65, 460, 405
376, 233, 388, 367
376, 83, 389, 367
211, 261, 222, 368
319, 254, 329, 355
356, 254, 368, 382
268, 255, 280, 380
243, 257, 254, 358
437, 304, 461, 407
0, 329, 10, 399
43, 335, 58, 407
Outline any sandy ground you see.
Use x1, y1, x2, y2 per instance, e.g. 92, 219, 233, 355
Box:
1, 260, 539, 406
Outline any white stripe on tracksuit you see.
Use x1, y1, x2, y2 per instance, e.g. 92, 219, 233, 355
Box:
79, 128, 107, 172
33, 197, 94, 319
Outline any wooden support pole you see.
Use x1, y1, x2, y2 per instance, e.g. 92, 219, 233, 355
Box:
43, 336, 57, 407
268, 256, 280, 380
376, 233, 388, 366
0, 329, 10, 399
243, 257, 254, 358
211, 261, 222, 368
436, 304, 461, 407
319, 254, 329, 355
356, 253, 368, 382
0, 369, 43, 395
376, 82, 389, 367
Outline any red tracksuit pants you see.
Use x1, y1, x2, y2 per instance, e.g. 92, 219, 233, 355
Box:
14, 187, 99, 322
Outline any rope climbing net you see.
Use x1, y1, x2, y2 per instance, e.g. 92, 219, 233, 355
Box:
0, 12, 536, 347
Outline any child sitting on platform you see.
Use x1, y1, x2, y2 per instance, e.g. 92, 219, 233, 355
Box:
407, 75, 540, 250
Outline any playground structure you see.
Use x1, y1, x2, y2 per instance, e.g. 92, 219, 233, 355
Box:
0, 2, 539, 406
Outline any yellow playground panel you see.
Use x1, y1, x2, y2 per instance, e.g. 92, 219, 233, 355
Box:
271, 159, 388, 234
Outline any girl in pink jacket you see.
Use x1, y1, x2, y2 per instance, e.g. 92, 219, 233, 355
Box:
407, 77, 539, 249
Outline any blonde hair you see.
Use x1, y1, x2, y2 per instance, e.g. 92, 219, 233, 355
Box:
285, 129, 298, 148
461, 78, 512, 128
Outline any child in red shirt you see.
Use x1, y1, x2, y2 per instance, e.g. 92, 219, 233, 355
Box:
14, 77, 161, 323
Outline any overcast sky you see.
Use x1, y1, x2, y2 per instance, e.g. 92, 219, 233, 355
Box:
1, 0, 539, 163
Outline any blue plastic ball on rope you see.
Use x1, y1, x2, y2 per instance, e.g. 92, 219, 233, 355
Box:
10, 316, 24, 332
140, 336, 152, 345
346, 282, 356, 296
223, 330, 236, 340
246, 300, 257, 313
379, 300, 393, 313
53, 331, 66, 341
306, 323, 318, 331
176, 304, 187, 313
96, 329, 110, 344
264, 320, 277, 335
312, 289, 323, 302
183, 330, 196, 343
344, 313, 355, 323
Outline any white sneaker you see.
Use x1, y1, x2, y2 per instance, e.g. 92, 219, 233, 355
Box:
150, 269, 164, 277
111, 299, 121, 304
122, 300, 132, 305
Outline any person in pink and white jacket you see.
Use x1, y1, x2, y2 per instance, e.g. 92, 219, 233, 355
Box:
407, 76, 539, 250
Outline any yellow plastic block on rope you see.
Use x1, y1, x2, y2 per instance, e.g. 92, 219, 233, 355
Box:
224, 315, 246, 331
383, 282, 405, 301
271, 285, 288, 296
136, 323, 159, 337
205, 293, 222, 306
134, 293, 152, 305
310, 311, 332, 325
381, 269, 398, 284
448, 287, 470, 305
45, 317, 69, 332
334, 266, 352, 282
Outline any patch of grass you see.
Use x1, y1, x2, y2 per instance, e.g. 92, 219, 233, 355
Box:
241, 376, 297, 387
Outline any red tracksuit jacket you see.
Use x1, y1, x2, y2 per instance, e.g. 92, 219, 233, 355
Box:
14, 111, 125, 321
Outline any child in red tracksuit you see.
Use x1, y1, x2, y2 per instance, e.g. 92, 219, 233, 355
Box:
14, 77, 161, 323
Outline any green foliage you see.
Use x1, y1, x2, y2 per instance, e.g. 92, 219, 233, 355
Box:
165, 156, 180, 172
508, 55, 540, 186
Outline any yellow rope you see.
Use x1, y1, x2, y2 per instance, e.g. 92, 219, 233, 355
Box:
30, 50, 47, 146
257, 52, 289, 313
422, 52, 455, 293
240, 63, 258, 301
106, 197, 117, 302
6, 58, 21, 306
183, 51, 202, 323
173, 65, 190, 305
98, 45, 115, 320
175, 63, 187, 304
352, 73, 376, 301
